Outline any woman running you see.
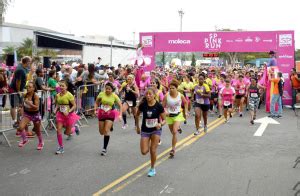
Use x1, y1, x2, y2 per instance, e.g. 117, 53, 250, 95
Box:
17, 81, 44, 150
120, 75, 139, 129
150, 78, 164, 103
193, 74, 211, 135
163, 79, 187, 158
247, 77, 260, 124
54, 80, 80, 154
179, 75, 194, 124
217, 74, 226, 118
234, 75, 246, 117
139, 73, 150, 99
136, 88, 166, 177
219, 79, 236, 123
94, 82, 122, 156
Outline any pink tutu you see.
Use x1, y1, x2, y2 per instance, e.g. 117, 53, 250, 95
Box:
56, 112, 80, 127
97, 109, 116, 121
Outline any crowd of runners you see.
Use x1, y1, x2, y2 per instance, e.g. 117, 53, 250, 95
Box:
1, 53, 299, 177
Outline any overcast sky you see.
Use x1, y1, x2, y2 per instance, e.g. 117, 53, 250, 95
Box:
4, 0, 299, 48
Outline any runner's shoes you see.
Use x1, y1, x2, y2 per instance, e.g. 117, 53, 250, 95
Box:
158, 140, 162, 146
148, 168, 156, 177
55, 146, 64, 154
204, 126, 208, 133
75, 124, 80, 135
18, 139, 29, 147
169, 149, 175, 158
37, 143, 44, 150
178, 127, 183, 134
194, 129, 201, 136
101, 149, 107, 156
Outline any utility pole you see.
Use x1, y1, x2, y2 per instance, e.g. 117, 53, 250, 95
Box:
109, 36, 114, 67
133, 32, 136, 46
178, 9, 184, 32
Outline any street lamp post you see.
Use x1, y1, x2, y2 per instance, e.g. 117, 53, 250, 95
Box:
108, 36, 114, 67
178, 9, 184, 32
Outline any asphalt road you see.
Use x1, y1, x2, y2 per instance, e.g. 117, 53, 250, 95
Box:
0, 108, 300, 196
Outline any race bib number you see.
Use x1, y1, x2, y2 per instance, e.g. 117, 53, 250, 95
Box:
100, 104, 111, 112
168, 106, 178, 113
127, 101, 133, 107
239, 89, 245, 94
146, 118, 158, 128
196, 98, 204, 104
186, 92, 192, 97
251, 93, 258, 98
224, 101, 231, 106
59, 105, 69, 113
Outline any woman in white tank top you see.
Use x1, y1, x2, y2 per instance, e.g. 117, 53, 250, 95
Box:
162, 79, 188, 158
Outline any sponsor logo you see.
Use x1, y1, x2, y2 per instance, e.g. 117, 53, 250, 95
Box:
235, 38, 243, 42
255, 37, 261, 42
226, 40, 233, 43
245, 37, 253, 42
278, 55, 293, 59
168, 39, 191, 45
279, 34, 292, 47
263, 39, 273, 43
204, 33, 222, 49
142, 36, 153, 47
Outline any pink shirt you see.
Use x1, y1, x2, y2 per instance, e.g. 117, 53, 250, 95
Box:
235, 80, 246, 95
220, 87, 235, 105
217, 82, 225, 92
139, 78, 150, 96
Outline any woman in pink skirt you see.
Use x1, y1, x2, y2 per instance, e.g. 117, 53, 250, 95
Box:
54, 80, 80, 154
94, 82, 122, 156
17, 81, 44, 150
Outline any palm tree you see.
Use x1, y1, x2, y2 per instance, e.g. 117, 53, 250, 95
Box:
2, 45, 20, 61
18, 38, 33, 57
0, 0, 12, 24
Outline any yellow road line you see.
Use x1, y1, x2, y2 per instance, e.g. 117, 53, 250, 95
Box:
93, 117, 223, 196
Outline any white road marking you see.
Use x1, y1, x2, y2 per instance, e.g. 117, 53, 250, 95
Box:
254, 117, 280, 136
160, 185, 169, 194
19, 168, 31, 175
9, 172, 17, 177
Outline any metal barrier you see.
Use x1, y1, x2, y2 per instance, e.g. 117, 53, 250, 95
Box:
76, 83, 104, 124
0, 90, 49, 147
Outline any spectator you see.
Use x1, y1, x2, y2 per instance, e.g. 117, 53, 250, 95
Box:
268, 69, 282, 118
9, 56, 31, 128
0, 67, 8, 108
267, 51, 277, 67
291, 68, 300, 109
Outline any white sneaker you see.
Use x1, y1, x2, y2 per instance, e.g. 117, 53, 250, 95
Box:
194, 130, 201, 135
158, 140, 162, 145
122, 124, 128, 129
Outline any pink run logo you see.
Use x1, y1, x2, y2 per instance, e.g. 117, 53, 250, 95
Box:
204, 33, 222, 49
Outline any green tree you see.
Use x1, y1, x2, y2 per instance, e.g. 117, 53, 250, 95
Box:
0, 0, 12, 24
37, 48, 58, 58
191, 53, 196, 67
18, 38, 33, 57
2, 45, 21, 61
